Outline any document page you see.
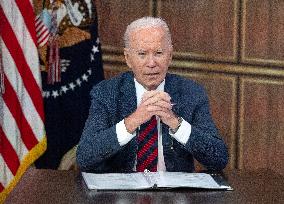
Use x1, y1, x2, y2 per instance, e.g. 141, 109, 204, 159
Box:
156, 172, 229, 189
82, 172, 152, 190
82, 172, 232, 190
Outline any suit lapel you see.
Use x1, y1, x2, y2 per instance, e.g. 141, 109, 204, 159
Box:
119, 72, 137, 119
163, 74, 181, 147
164, 74, 180, 114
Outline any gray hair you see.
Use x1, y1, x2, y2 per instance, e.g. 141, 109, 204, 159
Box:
123, 16, 172, 48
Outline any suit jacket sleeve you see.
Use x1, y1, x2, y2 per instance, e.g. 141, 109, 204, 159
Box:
76, 83, 123, 172
182, 86, 228, 171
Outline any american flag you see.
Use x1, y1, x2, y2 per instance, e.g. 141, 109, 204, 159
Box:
0, 0, 46, 202
35, 9, 51, 47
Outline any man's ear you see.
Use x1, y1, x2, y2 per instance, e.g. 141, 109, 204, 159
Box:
168, 47, 173, 65
124, 48, 132, 68
170, 49, 173, 61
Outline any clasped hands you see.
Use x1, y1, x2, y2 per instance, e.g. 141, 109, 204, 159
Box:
125, 90, 180, 134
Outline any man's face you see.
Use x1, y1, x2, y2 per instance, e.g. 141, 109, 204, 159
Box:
124, 26, 173, 90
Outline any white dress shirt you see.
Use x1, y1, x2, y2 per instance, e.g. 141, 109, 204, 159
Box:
116, 79, 192, 171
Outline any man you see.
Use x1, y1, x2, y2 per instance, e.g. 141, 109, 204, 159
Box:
76, 17, 228, 173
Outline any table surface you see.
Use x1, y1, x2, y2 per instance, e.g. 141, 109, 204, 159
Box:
5, 168, 284, 204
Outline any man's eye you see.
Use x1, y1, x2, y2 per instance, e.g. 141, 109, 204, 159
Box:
138, 52, 146, 56
156, 51, 163, 56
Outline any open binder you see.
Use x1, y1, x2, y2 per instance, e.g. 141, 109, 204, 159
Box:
82, 171, 233, 191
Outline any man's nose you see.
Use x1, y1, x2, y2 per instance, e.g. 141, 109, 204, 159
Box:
147, 54, 156, 68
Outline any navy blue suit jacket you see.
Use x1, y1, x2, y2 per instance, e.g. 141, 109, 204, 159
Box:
77, 72, 228, 172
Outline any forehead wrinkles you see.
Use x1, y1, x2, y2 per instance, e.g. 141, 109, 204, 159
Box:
129, 27, 168, 49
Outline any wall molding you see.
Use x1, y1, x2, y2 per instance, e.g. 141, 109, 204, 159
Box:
102, 52, 284, 78
241, 0, 284, 67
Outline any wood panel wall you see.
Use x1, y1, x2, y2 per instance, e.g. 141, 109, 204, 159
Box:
95, 0, 284, 175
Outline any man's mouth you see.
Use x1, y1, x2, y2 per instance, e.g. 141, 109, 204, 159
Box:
145, 73, 159, 76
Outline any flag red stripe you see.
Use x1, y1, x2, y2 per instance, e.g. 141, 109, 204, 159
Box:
37, 24, 47, 36
0, 127, 20, 175
15, 0, 37, 45
36, 23, 45, 32
2, 75, 38, 150
37, 27, 49, 40
0, 7, 44, 122
38, 32, 49, 45
35, 18, 41, 27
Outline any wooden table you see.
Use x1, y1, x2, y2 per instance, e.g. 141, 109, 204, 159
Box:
5, 168, 284, 204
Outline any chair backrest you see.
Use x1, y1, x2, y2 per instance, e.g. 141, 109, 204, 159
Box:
58, 145, 78, 170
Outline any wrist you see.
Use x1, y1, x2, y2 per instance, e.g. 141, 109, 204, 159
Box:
169, 116, 183, 134
124, 113, 140, 134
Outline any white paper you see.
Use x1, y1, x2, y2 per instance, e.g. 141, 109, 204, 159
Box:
82, 172, 232, 190
156, 172, 221, 189
82, 172, 151, 190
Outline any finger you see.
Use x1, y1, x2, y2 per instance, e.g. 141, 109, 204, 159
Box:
134, 107, 155, 124
143, 97, 170, 107
142, 93, 171, 106
155, 111, 177, 126
155, 91, 171, 102
142, 96, 160, 106
153, 100, 172, 110
142, 91, 171, 103
155, 109, 174, 117
142, 90, 160, 102
146, 104, 171, 113
158, 92, 171, 103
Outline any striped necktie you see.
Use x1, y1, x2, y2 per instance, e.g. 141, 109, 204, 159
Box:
136, 116, 158, 172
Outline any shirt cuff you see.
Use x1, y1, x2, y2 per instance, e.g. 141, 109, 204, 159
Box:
116, 119, 136, 146
169, 118, 191, 145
